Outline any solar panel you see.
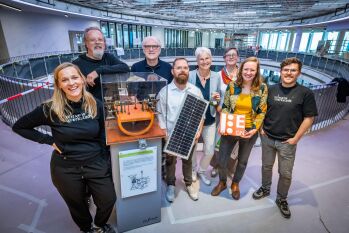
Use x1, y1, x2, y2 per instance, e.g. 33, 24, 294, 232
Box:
164, 92, 209, 160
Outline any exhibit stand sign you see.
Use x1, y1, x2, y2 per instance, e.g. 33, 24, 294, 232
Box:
102, 73, 167, 232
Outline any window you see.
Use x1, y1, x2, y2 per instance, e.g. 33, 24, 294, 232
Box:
259, 32, 269, 49
116, 24, 123, 47
123, 24, 129, 49
268, 33, 278, 50
327, 31, 339, 54
309, 32, 323, 53
141, 25, 146, 41
343, 31, 349, 52
299, 32, 310, 52
100, 21, 109, 38
276, 32, 288, 51
109, 22, 116, 48
195, 32, 202, 47
136, 25, 142, 48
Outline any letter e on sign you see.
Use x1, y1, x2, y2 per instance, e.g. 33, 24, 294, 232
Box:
220, 113, 245, 136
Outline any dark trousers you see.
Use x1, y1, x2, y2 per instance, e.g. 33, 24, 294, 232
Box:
218, 133, 258, 183
50, 156, 116, 232
166, 146, 195, 186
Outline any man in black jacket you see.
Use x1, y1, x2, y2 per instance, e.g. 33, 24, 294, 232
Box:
73, 27, 129, 100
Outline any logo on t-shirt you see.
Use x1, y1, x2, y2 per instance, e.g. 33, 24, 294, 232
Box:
66, 112, 92, 123
274, 95, 292, 103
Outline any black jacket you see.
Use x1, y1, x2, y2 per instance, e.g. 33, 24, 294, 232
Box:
332, 78, 349, 103
73, 53, 129, 100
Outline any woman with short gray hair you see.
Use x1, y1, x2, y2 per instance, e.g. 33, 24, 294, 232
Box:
188, 47, 221, 187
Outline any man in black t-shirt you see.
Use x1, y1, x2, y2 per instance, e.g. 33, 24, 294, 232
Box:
73, 27, 129, 100
252, 57, 318, 219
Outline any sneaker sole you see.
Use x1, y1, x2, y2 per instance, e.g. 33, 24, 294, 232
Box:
252, 193, 270, 200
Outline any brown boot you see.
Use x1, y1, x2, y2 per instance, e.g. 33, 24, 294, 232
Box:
231, 182, 240, 200
211, 181, 227, 196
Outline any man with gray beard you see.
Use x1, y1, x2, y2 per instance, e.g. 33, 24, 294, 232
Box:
73, 27, 129, 100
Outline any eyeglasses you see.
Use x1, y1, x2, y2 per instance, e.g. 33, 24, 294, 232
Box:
282, 68, 299, 73
144, 45, 160, 50
173, 66, 189, 71
87, 38, 104, 43
224, 53, 238, 58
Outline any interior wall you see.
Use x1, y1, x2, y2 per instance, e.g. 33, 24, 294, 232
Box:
0, 20, 10, 62
0, 8, 99, 57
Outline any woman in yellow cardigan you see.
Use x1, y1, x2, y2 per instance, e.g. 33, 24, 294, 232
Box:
211, 56, 268, 200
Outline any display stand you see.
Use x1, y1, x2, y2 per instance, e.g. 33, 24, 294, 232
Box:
102, 72, 167, 232
106, 120, 165, 232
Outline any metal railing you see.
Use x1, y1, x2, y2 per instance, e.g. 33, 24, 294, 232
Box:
1, 48, 348, 132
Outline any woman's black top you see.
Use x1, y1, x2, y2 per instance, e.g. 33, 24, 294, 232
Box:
12, 99, 106, 167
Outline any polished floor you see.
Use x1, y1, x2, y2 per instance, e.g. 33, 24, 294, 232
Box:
0, 114, 349, 233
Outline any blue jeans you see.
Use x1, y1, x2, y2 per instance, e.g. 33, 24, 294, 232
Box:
218, 132, 258, 183
260, 134, 297, 199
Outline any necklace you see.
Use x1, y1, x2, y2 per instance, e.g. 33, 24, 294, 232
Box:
198, 70, 210, 81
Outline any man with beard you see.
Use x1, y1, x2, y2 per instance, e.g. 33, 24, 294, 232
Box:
131, 36, 172, 83
252, 57, 318, 219
157, 58, 204, 203
73, 27, 129, 100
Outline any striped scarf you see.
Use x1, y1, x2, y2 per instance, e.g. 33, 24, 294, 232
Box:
221, 66, 237, 84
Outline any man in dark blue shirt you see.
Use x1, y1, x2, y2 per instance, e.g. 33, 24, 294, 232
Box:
131, 36, 172, 83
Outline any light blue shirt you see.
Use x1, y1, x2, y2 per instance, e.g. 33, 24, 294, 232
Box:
157, 81, 203, 135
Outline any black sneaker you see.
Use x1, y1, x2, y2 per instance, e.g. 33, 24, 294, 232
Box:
81, 228, 94, 233
275, 198, 291, 219
252, 186, 270, 200
94, 224, 116, 233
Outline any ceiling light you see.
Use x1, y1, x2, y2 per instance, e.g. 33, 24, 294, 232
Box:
0, 3, 22, 12
64, 14, 69, 17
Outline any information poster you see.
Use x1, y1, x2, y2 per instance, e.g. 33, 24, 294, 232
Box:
119, 147, 157, 198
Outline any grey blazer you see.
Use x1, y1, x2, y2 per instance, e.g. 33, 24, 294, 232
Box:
188, 70, 221, 118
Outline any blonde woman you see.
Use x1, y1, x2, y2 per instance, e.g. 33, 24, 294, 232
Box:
12, 63, 116, 233
211, 57, 268, 200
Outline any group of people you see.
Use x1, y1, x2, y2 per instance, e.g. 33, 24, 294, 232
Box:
11, 26, 317, 233
157, 47, 318, 221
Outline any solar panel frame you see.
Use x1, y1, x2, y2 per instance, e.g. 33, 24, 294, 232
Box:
164, 92, 209, 160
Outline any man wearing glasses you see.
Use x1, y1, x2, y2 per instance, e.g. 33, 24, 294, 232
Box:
252, 57, 318, 219
131, 36, 173, 83
73, 27, 129, 101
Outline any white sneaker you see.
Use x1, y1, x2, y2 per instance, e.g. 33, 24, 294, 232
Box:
198, 171, 211, 186
185, 184, 199, 201
192, 170, 197, 182
166, 185, 175, 203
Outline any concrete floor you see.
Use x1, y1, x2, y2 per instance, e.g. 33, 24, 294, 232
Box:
1, 114, 349, 233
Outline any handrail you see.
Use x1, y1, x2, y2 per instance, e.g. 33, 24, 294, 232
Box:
1, 48, 348, 133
